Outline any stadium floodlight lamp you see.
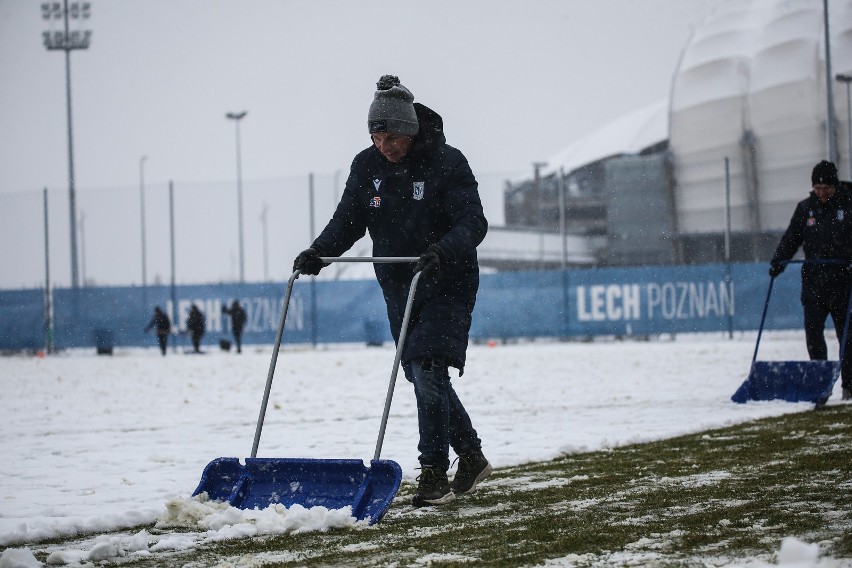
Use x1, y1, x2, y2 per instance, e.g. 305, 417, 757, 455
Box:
69, 2, 90, 18
42, 2, 92, 50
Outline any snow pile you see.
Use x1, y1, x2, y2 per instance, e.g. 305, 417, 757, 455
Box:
776, 536, 821, 566
155, 493, 361, 538
0, 548, 42, 568
8, 497, 361, 567
720, 536, 836, 568
43, 531, 151, 565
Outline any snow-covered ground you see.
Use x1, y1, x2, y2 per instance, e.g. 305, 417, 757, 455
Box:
1, 332, 849, 566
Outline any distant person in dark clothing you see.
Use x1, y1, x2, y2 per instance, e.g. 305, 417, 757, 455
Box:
144, 306, 171, 355
222, 300, 247, 353
770, 160, 852, 402
186, 304, 206, 354
293, 75, 491, 508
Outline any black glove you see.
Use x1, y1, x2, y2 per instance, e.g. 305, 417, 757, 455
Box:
769, 261, 785, 278
415, 245, 442, 274
293, 248, 327, 275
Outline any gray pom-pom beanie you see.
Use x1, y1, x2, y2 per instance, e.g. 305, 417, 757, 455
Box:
367, 75, 419, 136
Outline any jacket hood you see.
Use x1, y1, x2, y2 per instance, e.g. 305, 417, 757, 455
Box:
410, 103, 445, 155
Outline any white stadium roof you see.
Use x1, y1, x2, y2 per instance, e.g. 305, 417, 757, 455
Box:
537, 99, 669, 180
516, 0, 852, 237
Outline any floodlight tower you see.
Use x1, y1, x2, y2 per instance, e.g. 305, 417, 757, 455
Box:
41, 1, 92, 289
226, 111, 248, 283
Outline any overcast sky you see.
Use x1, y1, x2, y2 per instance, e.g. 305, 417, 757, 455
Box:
0, 0, 738, 193
0, 0, 736, 287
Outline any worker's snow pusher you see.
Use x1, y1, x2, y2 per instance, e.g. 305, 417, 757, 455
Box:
732, 260, 851, 406
194, 257, 420, 524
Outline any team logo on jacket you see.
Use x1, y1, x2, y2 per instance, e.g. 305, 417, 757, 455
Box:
413, 181, 425, 200
373, 178, 382, 191
807, 216, 816, 226
370, 196, 381, 208
838, 210, 845, 221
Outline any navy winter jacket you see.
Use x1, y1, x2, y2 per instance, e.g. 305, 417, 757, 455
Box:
312, 103, 488, 373
772, 184, 852, 303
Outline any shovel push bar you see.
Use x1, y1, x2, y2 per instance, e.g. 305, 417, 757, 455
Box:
251, 256, 421, 459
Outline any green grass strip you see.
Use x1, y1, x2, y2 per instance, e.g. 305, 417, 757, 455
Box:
34, 404, 852, 567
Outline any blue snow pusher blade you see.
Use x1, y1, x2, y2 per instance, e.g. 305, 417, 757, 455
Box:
192, 457, 403, 524
731, 360, 840, 404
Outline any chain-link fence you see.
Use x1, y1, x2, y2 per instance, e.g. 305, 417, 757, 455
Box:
1, 174, 329, 289
0, 171, 511, 290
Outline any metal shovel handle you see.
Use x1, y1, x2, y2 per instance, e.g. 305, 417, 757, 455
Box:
251, 269, 300, 458
374, 269, 422, 461
250, 256, 420, 459
751, 276, 775, 365
320, 257, 418, 264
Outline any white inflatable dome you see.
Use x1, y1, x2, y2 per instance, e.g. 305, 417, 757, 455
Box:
669, 0, 852, 234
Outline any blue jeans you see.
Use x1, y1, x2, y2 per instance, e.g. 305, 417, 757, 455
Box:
410, 356, 481, 471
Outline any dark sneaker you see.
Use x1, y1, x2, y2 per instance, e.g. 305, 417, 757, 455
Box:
412, 466, 455, 507
843, 387, 852, 401
450, 450, 493, 494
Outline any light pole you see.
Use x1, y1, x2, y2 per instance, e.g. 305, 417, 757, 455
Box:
43, 187, 52, 354
169, 180, 177, 353
140, 155, 147, 287
557, 167, 567, 270
78, 210, 86, 286
226, 111, 247, 282
41, 1, 92, 289
532, 161, 548, 226
822, 0, 837, 163
837, 74, 852, 179
259, 202, 269, 282
532, 162, 547, 269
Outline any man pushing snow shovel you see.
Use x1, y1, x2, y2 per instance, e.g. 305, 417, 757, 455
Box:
293, 75, 493, 507
770, 160, 852, 402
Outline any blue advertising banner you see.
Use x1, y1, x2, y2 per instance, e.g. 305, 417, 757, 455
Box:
2, 262, 808, 351
53, 283, 288, 350
0, 289, 44, 351
473, 263, 803, 339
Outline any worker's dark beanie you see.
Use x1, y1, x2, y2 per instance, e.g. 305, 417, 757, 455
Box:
367, 75, 419, 136
812, 160, 839, 187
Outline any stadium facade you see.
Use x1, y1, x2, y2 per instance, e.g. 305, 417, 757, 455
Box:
504, 0, 852, 268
